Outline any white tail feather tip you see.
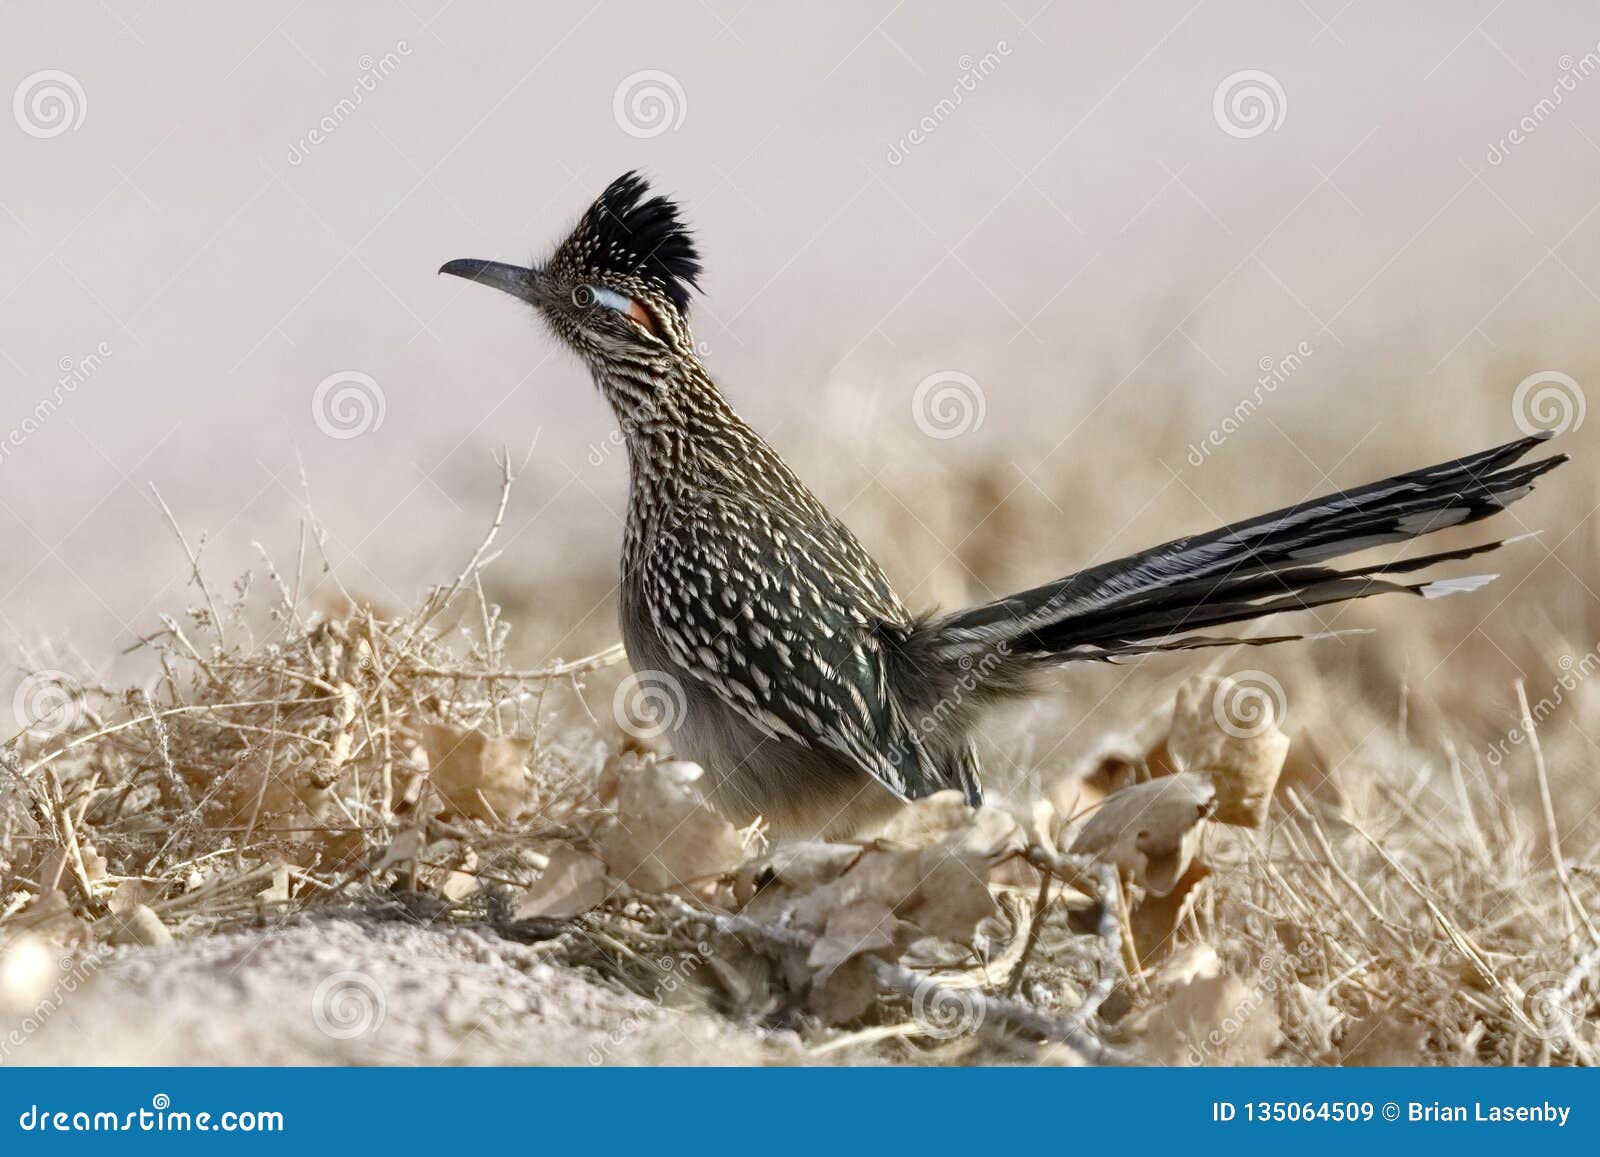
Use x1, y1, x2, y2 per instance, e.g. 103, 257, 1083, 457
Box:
1420, 574, 1498, 598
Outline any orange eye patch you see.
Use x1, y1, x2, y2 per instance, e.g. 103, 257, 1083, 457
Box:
627, 299, 661, 336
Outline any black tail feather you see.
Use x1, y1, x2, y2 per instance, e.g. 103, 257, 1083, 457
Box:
930, 434, 1566, 663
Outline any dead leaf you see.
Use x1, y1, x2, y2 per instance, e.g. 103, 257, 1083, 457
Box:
704, 947, 775, 1016
763, 841, 861, 888
258, 863, 291, 904
878, 791, 1022, 861
1149, 943, 1222, 991
788, 846, 996, 962
1167, 675, 1290, 828
808, 955, 879, 1025
1025, 799, 1058, 858
105, 879, 159, 915
440, 847, 480, 901
13, 889, 88, 945
895, 851, 997, 943
1137, 970, 1281, 1065
516, 846, 609, 919
732, 841, 860, 910
104, 904, 172, 948
600, 760, 745, 894
423, 724, 533, 823
1129, 861, 1211, 960
78, 843, 106, 883
373, 828, 421, 874
1070, 772, 1215, 896
807, 899, 902, 975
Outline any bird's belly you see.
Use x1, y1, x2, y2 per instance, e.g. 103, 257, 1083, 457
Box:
618, 609, 900, 839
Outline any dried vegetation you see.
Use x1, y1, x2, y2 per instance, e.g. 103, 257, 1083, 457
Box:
3, 438, 1599, 1066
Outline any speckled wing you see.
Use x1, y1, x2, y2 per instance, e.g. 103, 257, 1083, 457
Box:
639, 491, 936, 800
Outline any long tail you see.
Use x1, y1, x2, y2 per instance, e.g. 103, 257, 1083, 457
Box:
928, 432, 1567, 663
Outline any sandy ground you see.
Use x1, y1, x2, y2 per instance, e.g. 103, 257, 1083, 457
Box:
8, 916, 799, 1066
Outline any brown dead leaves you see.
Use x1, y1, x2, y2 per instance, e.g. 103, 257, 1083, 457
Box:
1057, 671, 1297, 1038
514, 758, 747, 919
1167, 675, 1291, 827
1070, 773, 1215, 898
600, 760, 747, 893
1066, 672, 1294, 895
422, 725, 534, 824
512, 772, 1013, 1027
726, 793, 1009, 1023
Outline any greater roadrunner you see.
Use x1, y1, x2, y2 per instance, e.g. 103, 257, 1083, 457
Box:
443, 172, 1567, 838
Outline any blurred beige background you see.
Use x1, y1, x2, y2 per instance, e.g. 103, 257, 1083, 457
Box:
3, 0, 1599, 700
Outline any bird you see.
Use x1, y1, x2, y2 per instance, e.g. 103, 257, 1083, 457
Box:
442, 171, 1568, 840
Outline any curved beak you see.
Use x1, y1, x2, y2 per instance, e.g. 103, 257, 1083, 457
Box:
438, 258, 541, 303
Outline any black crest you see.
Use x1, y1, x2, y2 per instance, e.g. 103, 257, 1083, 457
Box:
567, 172, 701, 314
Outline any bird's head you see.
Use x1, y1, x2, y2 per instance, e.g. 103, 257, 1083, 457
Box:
440, 172, 702, 371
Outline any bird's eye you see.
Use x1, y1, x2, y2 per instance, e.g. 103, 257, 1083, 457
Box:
571, 283, 663, 338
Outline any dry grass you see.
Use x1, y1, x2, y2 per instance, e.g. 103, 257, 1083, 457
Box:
3, 362, 1599, 1066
